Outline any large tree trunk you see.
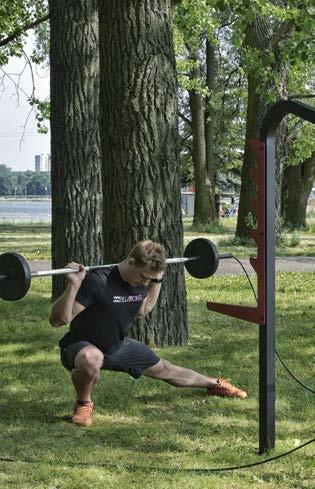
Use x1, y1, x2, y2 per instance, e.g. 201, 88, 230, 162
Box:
274, 117, 288, 236
236, 18, 272, 239
273, 48, 289, 237
99, 0, 187, 346
205, 39, 219, 221
189, 48, 216, 225
236, 17, 290, 240
49, 0, 103, 299
281, 152, 315, 229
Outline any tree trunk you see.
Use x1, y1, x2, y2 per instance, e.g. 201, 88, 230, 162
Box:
236, 17, 289, 240
273, 47, 289, 237
99, 0, 187, 346
205, 39, 218, 221
189, 48, 216, 225
274, 117, 288, 236
50, 0, 103, 300
282, 152, 315, 229
236, 18, 272, 239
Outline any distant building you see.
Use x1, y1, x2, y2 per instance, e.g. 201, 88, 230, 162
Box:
181, 190, 195, 216
307, 186, 315, 212
35, 153, 51, 172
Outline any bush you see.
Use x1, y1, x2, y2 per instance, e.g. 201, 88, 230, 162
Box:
277, 230, 301, 248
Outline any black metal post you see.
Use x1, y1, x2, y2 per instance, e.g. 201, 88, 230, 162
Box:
259, 100, 315, 453
258, 130, 276, 453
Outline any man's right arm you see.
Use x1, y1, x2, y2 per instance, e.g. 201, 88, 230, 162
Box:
49, 263, 86, 327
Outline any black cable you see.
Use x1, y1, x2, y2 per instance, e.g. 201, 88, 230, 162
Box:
275, 349, 315, 394
0, 438, 314, 472
230, 255, 258, 301
231, 255, 315, 394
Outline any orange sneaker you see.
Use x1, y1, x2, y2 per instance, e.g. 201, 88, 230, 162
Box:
72, 400, 94, 426
207, 378, 247, 399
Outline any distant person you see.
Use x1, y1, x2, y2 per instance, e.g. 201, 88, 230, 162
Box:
50, 241, 247, 427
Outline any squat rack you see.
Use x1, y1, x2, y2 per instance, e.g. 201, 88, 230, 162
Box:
207, 100, 315, 454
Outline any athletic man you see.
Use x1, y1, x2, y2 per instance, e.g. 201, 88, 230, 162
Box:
50, 240, 247, 427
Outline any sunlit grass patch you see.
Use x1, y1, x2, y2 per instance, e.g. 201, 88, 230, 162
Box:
0, 223, 51, 260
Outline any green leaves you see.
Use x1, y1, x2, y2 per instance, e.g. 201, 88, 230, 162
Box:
28, 97, 50, 133
0, 0, 48, 65
174, 0, 218, 48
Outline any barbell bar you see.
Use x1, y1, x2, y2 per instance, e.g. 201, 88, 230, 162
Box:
0, 238, 232, 302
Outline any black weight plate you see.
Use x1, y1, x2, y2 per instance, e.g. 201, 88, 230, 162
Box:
0, 252, 31, 301
183, 238, 219, 278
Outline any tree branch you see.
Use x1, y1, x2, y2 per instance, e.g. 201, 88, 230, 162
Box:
0, 14, 49, 48
178, 111, 192, 126
288, 94, 315, 100
270, 21, 293, 50
180, 139, 192, 154
218, 67, 239, 89
182, 131, 192, 143
284, 119, 305, 147
217, 18, 238, 33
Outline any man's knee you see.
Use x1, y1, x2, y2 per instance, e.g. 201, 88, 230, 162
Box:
74, 346, 104, 376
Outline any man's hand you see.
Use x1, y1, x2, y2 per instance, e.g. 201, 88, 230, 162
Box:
65, 262, 86, 287
49, 262, 86, 327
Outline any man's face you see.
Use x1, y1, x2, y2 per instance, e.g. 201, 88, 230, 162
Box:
127, 261, 161, 286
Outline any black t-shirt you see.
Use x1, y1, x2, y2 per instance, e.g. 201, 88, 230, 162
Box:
59, 266, 147, 354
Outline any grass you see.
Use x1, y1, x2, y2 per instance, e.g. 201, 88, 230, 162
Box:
0, 272, 314, 488
0, 217, 314, 261
0, 222, 51, 260
0, 221, 314, 487
184, 217, 315, 257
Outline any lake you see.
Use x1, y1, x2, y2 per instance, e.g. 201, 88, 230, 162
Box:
0, 199, 51, 222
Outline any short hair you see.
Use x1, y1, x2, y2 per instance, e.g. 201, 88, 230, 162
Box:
128, 240, 166, 272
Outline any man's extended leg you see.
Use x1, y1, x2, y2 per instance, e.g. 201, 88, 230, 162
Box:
70, 345, 104, 426
143, 358, 217, 387
142, 359, 247, 398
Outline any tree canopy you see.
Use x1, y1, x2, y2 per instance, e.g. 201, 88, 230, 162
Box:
0, 163, 50, 195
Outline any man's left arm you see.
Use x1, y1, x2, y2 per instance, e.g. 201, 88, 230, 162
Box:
137, 278, 163, 317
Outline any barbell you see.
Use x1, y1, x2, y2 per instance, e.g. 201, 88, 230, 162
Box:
0, 238, 232, 302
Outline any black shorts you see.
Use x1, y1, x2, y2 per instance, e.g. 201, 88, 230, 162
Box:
60, 337, 160, 379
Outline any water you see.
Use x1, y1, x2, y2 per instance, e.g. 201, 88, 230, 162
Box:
0, 199, 51, 222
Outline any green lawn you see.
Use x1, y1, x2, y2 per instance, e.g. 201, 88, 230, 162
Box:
0, 271, 314, 488
0, 223, 51, 260
0, 221, 314, 487
1, 218, 314, 261
183, 217, 315, 257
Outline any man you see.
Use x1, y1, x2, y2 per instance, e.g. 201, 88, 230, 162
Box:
50, 240, 247, 427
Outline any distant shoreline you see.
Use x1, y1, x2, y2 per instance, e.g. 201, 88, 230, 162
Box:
0, 196, 51, 202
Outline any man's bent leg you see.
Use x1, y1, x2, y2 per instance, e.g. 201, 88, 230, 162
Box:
70, 345, 104, 427
71, 345, 104, 402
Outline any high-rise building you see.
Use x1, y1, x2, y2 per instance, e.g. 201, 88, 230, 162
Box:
35, 154, 41, 172
35, 153, 51, 172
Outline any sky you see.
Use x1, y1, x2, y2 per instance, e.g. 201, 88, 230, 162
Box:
0, 36, 50, 172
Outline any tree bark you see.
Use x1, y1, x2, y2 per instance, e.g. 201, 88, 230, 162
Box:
205, 39, 219, 221
281, 152, 315, 229
189, 48, 216, 225
236, 17, 289, 239
99, 0, 187, 346
49, 0, 103, 299
236, 18, 272, 239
